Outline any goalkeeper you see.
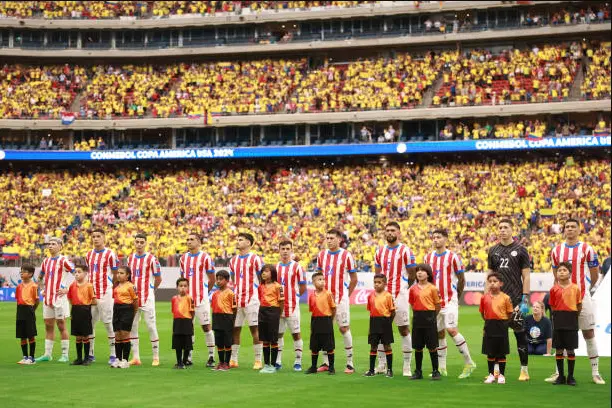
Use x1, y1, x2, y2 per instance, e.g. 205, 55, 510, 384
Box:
486, 219, 532, 382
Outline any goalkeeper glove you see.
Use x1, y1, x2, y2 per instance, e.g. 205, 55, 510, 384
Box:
519, 294, 530, 314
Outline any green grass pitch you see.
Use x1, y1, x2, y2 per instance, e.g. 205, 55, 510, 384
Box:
0, 303, 609, 408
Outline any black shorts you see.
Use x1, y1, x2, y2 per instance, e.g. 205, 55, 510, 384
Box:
172, 334, 193, 351
173, 318, 194, 336
212, 313, 234, 331
482, 334, 510, 358
15, 305, 38, 339
16, 305, 36, 339
553, 329, 578, 350
71, 305, 93, 336
112, 304, 135, 332
258, 306, 281, 343
412, 326, 438, 350
214, 329, 233, 349
310, 332, 335, 353
368, 317, 394, 346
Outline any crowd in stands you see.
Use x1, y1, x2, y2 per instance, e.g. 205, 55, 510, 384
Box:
523, 5, 610, 26
0, 158, 609, 274
582, 41, 611, 101
433, 43, 582, 107
0, 1, 378, 19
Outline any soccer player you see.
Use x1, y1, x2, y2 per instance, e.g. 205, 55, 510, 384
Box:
317, 228, 358, 374
86, 228, 119, 364
305, 272, 337, 375
364, 274, 395, 378
480, 273, 513, 384
424, 229, 475, 378
374, 222, 415, 376
229, 232, 264, 369
549, 262, 581, 386
36, 237, 75, 363
179, 232, 216, 367
127, 233, 162, 366
16, 265, 38, 365
547, 219, 605, 384
486, 219, 531, 381
275, 240, 307, 371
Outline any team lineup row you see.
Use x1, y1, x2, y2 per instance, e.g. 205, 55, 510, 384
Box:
14, 219, 605, 384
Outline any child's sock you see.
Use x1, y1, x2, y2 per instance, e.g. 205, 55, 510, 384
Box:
21, 339, 28, 357
28, 338, 36, 358
217, 347, 224, 364
224, 347, 232, 364
498, 358, 506, 376
123, 341, 131, 361
263, 344, 271, 366
556, 352, 565, 377
83, 340, 90, 359
328, 351, 335, 370
311, 352, 318, 369
487, 357, 495, 375
385, 350, 393, 371
271, 344, 279, 367
369, 350, 376, 372
567, 352, 576, 378
76, 340, 83, 361
115, 341, 123, 361
176, 348, 183, 365
415, 349, 423, 372
429, 349, 439, 371
182, 348, 189, 365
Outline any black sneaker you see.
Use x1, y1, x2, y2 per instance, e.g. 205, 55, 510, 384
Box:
81, 359, 92, 366
184, 359, 193, 366
566, 376, 576, 386
386, 369, 394, 378
173, 364, 181, 369
328, 367, 336, 375
206, 357, 215, 368
364, 370, 376, 377
70, 359, 83, 366
431, 370, 441, 380
305, 366, 317, 375
553, 375, 567, 385
411, 370, 423, 380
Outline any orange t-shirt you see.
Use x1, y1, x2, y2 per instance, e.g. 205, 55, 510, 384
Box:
479, 292, 513, 320
409, 283, 440, 311
172, 294, 194, 319
113, 282, 137, 305
211, 289, 236, 315
16, 281, 38, 306
549, 283, 581, 312
67, 281, 95, 306
309, 289, 336, 317
258, 282, 284, 307
367, 291, 395, 317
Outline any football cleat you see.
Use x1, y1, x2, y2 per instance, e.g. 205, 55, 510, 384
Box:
57, 355, 69, 363
518, 369, 530, 382
593, 375, 606, 385
274, 363, 282, 371
411, 370, 423, 380
431, 370, 442, 380
35, 355, 52, 362
385, 369, 394, 378
553, 375, 566, 385
70, 359, 84, 366
293, 363, 302, 372
317, 364, 329, 372
206, 357, 215, 368
304, 366, 317, 374
229, 360, 239, 368
253, 360, 263, 370
567, 376, 577, 386
458, 363, 476, 379
363, 370, 376, 377
344, 365, 355, 374
17, 357, 29, 365
129, 359, 142, 366
108, 356, 118, 366
152, 359, 160, 367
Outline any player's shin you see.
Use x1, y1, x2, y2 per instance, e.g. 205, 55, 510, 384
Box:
61, 339, 69, 358
205, 330, 215, 358
452, 333, 473, 365
514, 330, 528, 369
342, 330, 353, 366
437, 338, 447, 370
277, 336, 284, 365
105, 323, 116, 358
88, 335, 95, 357
294, 339, 303, 364
402, 334, 413, 369
44, 339, 54, 357
585, 337, 600, 375
131, 337, 140, 360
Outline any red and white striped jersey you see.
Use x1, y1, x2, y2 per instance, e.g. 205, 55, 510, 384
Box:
179, 251, 215, 307
276, 260, 307, 317
423, 250, 463, 308
375, 244, 416, 297
127, 252, 161, 307
551, 242, 599, 298
41, 255, 75, 306
86, 248, 119, 299
317, 248, 357, 303
229, 253, 263, 308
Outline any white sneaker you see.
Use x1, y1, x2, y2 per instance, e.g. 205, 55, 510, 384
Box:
121, 360, 130, 369
403, 365, 412, 377
544, 372, 559, 383
593, 374, 606, 385
497, 374, 506, 384
22, 358, 34, 365
110, 360, 120, 368
484, 374, 496, 384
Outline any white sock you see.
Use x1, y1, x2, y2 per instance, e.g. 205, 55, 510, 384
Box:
322, 351, 329, 365
205, 330, 215, 358
378, 344, 386, 368
254, 343, 263, 362
402, 334, 412, 369
151, 339, 159, 359
294, 339, 303, 364
61, 339, 69, 357
44, 339, 54, 357
131, 337, 140, 359
521, 365, 528, 373
342, 330, 354, 366
231, 344, 240, 362
277, 336, 284, 365
438, 338, 448, 370
88, 336, 95, 357
452, 333, 473, 365
586, 337, 600, 375
494, 363, 499, 373
104, 322, 115, 358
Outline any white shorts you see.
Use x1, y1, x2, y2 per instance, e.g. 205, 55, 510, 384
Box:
335, 297, 350, 327
279, 306, 301, 335
235, 300, 259, 328
436, 301, 459, 330
578, 291, 596, 331
195, 301, 211, 326
91, 290, 113, 325
43, 297, 70, 320
131, 295, 157, 333
393, 290, 410, 327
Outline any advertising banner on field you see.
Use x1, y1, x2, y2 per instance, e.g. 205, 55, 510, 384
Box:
577, 271, 611, 357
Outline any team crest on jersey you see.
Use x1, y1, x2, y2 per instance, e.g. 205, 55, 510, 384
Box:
188, 267, 194, 277
134, 268, 141, 277
47, 271, 53, 278
511, 251, 518, 257
240, 273, 244, 279
281, 278, 286, 286
434, 270, 440, 279
94, 264, 99, 272
326, 266, 334, 277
